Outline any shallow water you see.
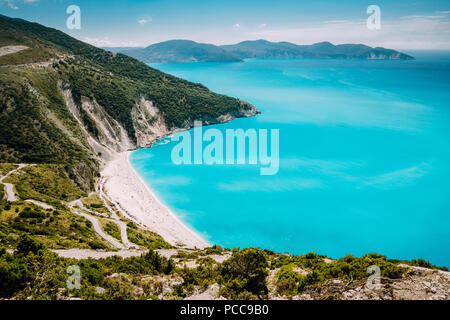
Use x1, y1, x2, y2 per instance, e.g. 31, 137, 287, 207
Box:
131, 55, 450, 267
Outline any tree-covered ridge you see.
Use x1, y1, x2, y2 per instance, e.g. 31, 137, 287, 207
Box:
0, 14, 258, 191
0, 14, 256, 134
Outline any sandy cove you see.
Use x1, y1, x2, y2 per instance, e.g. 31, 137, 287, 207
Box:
100, 152, 209, 249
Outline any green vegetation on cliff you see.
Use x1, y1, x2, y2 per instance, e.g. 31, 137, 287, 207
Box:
0, 14, 256, 191
3, 236, 444, 300
4, 165, 87, 205
0, 163, 171, 251
0, 201, 112, 250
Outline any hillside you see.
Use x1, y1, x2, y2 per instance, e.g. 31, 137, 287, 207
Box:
114, 39, 413, 63
0, 14, 259, 191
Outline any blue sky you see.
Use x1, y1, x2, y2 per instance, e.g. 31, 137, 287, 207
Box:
1, 0, 449, 49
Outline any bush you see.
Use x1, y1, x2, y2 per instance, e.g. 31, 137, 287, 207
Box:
0, 253, 30, 297
16, 234, 46, 256
19, 207, 46, 219
409, 259, 449, 271
219, 248, 268, 299
275, 264, 304, 295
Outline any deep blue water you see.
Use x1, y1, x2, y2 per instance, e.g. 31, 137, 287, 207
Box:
131, 55, 450, 267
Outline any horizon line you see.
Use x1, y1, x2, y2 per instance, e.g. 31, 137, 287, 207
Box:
96, 39, 450, 52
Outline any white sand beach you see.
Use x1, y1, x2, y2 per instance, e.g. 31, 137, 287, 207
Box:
101, 152, 209, 249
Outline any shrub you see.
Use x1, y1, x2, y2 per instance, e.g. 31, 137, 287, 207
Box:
19, 207, 46, 219
0, 253, 29, 297
275, 264, 304, 295
16, 234, 46, 256
219, 248, 268, 299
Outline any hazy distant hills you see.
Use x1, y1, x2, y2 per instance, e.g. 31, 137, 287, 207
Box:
221, 40, 414, 60
106, 39, 414, 63
110, 40, 241, 63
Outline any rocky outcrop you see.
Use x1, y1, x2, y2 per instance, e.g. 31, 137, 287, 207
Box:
80, 96, 135, 152
131, 96, 170, 148
132, 96, 260, 148
58, 83, 260, 167
59, 82, 134, 162
272, 265, 450, 300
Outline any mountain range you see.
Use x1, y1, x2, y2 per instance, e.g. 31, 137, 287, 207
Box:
107, 39, 414, 63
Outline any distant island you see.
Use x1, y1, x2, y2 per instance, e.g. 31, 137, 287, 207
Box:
105, 39, 414, 63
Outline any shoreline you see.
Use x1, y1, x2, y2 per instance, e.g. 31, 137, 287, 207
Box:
100, 151, 209, 249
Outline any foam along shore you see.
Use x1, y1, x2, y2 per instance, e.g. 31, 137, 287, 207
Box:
100, 152, 209, 249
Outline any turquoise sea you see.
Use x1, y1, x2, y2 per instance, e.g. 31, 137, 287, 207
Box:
131, 53, 450, 267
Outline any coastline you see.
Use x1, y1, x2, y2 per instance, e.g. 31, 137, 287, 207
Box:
100, 151, 209, 249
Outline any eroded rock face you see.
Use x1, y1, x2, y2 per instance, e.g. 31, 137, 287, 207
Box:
391, 265, 450, 300
59, 82, 260, 168
132, 96, 169, 148
59, 81, 135, 162
80, 96, 135, 152
131, 96, 260, 148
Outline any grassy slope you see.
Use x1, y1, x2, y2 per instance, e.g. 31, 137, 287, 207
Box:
0, 14, 254, 133
4, 165, 86, 205
0, 201, 113, 250
0, 163, 171, 251
0, 164, 107, 249
0, 66, 99, 190
0, 164, 18, 176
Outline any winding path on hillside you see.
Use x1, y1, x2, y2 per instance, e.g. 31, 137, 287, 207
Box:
1, 164, 134, 250
68, 204, 126, 250
73, 199, 135, 249
0, 164, 28, 201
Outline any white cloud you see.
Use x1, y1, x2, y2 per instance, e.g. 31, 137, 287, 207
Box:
82, 37, 140, 47
83, 37, 115, 47
233, 23, 240, 29
138, 18, 152, 25
400, 15, 444, 19
1, 0, 39, 9
245, 16, 450, 50
259, 23, 267, 28
323, 20, 351, 24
